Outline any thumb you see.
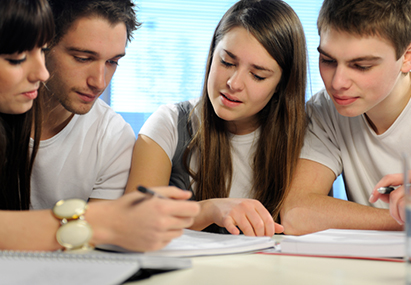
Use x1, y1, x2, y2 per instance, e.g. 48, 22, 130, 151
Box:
274, 223, 284, 233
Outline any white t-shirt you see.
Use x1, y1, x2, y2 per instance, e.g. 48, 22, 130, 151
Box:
30, 99, 135, 209
301, 89, 411, 209
140, 99, 259, 198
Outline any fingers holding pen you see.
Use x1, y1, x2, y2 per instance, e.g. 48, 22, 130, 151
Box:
388, 186, 405, 225
369, 173, 405, 204
369, 173, 409, 225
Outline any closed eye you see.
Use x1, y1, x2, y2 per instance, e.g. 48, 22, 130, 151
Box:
7, 58, 26, 65
107, 59, 119, 66
353, 64, 372, 71
320, 57, 336, 65
251, 73, 266, 81
220, 59, 234, 68
74, 56, 91, 63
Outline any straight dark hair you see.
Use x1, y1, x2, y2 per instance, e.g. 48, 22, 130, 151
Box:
0, 0, 54, 210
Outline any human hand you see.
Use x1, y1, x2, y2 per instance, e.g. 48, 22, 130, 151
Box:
369, 173, 406, 225
205, 198, 283, 236
87, 186, 200, 252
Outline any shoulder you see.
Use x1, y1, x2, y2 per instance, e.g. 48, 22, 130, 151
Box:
306, 89, 352, 127
78, 99, 134, 140
142, 98, 199, 131
306, 89, 335, 113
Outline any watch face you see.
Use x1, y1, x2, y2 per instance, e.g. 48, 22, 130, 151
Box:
56, 220, 93, 250
53, 199, 88, 219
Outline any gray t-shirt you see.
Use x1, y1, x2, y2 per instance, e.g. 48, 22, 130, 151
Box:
301, 89, 411, 209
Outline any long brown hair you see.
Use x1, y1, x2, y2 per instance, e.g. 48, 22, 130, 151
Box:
0, 0, 54, 210
185, 0, 307, 220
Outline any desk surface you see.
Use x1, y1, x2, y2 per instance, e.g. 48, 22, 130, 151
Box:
128, 253, 405, 285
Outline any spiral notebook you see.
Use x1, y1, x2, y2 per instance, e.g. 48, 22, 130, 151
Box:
0, 250, 191, 285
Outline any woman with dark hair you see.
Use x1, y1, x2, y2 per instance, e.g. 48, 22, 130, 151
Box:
0, 0, 53, 210
0, 0, 199, 251
126, 0, 307, 236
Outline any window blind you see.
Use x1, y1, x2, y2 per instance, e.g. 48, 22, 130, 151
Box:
107, 0, 346, 199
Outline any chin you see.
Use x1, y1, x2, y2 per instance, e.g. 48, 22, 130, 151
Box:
335, 108, 362, 118
64, 101, 95, 115
73, 107, 93, 115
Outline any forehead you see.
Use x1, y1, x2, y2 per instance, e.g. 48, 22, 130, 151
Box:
58, 16, 127, 56
319, 28, 396, 61
217, 27, 278, 67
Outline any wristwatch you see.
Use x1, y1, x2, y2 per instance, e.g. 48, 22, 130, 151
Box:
52, 199, 93, 251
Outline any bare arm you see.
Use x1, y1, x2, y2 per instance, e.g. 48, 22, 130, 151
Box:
125, 134, 172, 193
0, 210, 61, 251
126, 135, 283, 236
0, 187, 199, 252
280, 159, 402, 235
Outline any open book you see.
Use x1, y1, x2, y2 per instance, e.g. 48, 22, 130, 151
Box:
98, 229, 276, 257
279, 229, 404, 259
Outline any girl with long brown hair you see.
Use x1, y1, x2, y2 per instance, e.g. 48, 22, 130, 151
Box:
126, 0, 307, 236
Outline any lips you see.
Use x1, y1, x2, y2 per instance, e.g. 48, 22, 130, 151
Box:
76, 91, 97, 103
221, 92, 242, 103
22, 90, 38, 100
332, 94, 358, 106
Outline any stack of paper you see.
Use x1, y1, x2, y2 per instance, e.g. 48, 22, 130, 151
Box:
280, 229, 404, 258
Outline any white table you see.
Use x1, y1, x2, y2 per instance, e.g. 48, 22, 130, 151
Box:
128, 253, 405, 285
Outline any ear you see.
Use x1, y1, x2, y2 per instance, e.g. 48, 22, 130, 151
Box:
401, 42, 411, 73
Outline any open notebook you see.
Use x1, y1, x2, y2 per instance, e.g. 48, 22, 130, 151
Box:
0, 250, 191, 285
98, 229, 276, 257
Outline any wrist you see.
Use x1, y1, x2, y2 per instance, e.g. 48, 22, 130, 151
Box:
52, 199, 93, 251
192, 200, 216, 230
84, 201, 116, 246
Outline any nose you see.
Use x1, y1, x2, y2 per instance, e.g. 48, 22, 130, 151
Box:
28, 49, 50, 83
227, 69, 245, 91
331, 65, 351, 91
87, 62, 106, 92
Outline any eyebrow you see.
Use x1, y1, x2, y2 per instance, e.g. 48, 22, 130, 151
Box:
66, 47, 126, 59
317, 47, 382, 62
224, 49, 274, 73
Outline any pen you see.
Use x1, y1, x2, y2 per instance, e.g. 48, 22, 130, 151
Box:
377, 186, 395, 194
137, 185, 166, 199
377, 184, 411, 194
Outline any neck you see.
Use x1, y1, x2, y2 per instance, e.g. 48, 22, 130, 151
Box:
39, 90, 74, 140
225, 117, 259, 135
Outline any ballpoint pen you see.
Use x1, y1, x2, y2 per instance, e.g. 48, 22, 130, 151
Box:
137, 185, 166, 199
377, 184, 411, 194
